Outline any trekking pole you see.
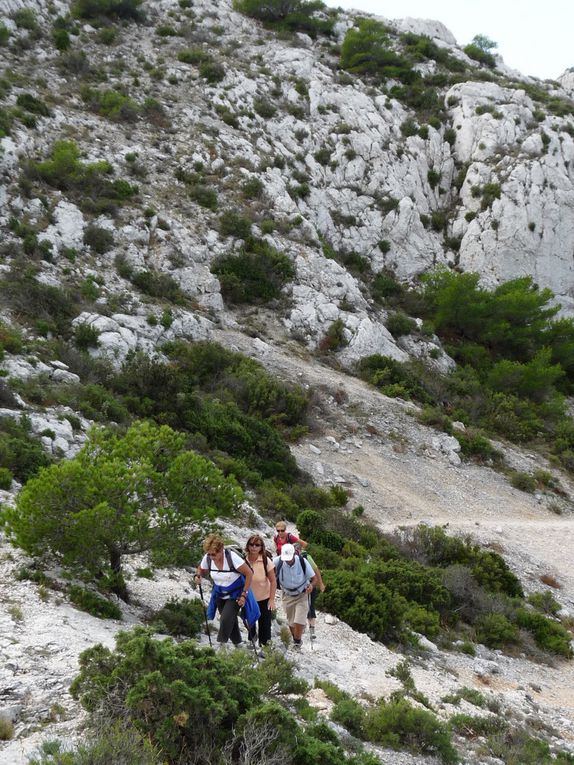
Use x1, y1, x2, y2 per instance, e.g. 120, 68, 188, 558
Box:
241, 610, 262, 663
308, 592, 314, 652
196, 576, 213, 648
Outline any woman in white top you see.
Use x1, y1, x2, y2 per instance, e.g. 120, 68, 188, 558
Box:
195, 533, 253, 647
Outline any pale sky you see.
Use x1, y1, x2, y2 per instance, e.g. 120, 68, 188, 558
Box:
325, 0, 574, 81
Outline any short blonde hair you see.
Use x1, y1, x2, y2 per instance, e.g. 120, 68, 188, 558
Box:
203, 533, 224, 554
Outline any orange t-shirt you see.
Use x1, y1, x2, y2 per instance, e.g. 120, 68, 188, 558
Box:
249, 557, 271, 602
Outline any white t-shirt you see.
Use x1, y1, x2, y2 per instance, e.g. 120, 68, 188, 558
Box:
200, 549, 244, 588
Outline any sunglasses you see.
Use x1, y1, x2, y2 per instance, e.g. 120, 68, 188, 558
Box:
248, 542, 262, 547
276, 527, 286, 532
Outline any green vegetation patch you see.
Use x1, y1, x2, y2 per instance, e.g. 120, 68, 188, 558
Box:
212, 237, 295, 304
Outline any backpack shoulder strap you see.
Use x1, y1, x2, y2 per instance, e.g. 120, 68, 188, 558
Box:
224, 548, 237, 573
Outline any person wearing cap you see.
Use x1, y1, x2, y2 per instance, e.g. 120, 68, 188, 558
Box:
274, 543, 316, 650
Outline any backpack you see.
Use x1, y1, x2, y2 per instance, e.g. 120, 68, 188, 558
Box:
207, 546, 253, 575
275, 553, 309, 591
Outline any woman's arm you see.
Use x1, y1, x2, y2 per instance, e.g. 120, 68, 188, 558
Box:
267, 564, 277, 606
238, 561, 253, 592
314, 564, 326, 592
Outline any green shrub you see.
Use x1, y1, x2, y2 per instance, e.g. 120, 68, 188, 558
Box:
449, 712, 506, 737
242, 176, 264, 198
341, 19, 414, 83
70, 629, 261, 762
0, 23, 10, 46
233, 0, 334, 38
199, 60, 225, 83
150, 597, 204, 637
319, 569, 407, 641
355, 355, 431, 403
83, 223, 114, 253
527, 590, 560, 616
131, 270, 184, 302
0, 320, 23, 355
16, 94, 51, 117
72, 0, 145, 22
0, 416, 52, 482
386, 311, 417, 338
74, 323, 100, 351
372, 270, 403, 302
53, 28, 71, 51
363, 697, 458, 763
319, 318, 347, 353
475, 613, 518, 648
81, 87, 140, 122
27, 726, 160, 765
27, 140, 138, 215
177, 48, 209, 64
219, 210, 252, 239
69, 585, 122, 619
463, 43, 496, 68
12, 8, 38, 29
0, 717, 14, 741
254, 98, 277, 119
331, 696, 365, 737
212, 238, 295, 304
0, 466, 13, 489
509, 470, 537, 493
515, 608, 573, 657
188, 182, 218, 209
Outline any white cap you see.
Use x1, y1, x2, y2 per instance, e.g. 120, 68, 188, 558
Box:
280, 543, 296, 561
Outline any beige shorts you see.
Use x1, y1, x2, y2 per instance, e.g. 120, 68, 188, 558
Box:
282, 591, 308, 626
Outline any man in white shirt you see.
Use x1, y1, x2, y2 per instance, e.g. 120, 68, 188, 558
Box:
273, 543, 316, 649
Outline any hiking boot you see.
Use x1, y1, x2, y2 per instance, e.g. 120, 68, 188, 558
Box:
233, 642, 244, 650
292, 639, 302, 651
309, 626, 316, 640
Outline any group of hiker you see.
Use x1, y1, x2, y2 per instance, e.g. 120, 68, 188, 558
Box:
194, 522, 325, 652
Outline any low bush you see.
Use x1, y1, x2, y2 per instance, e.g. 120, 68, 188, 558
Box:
0, 415, 52, 482
27, 726, 160, 764
1, 269, 79, 336
149, 597, 204, 637
26, 140, 138, 215
83, 223, 114, 253
0, 466, 13, 489
81, 87, 140, 122
463, 43, 496, 68
233, 0, 335, 38
475, 613, 519, 648
515, 608, 573, 657
177, 48, 209, 64
363, 697, 458, 763
199, 60, 225, 83
449, 713, 507, 737
130, 270, 185, 303
219, 210, 252, 239
72, 0, 145, 22
69, 585, 122, 619
74, 323, 100, 351
70, 629, 262, 761
386, 311, 417, 337
212, 237, 295, 304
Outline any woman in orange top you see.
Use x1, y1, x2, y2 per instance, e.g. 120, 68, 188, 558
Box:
245, 534, 276, 647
